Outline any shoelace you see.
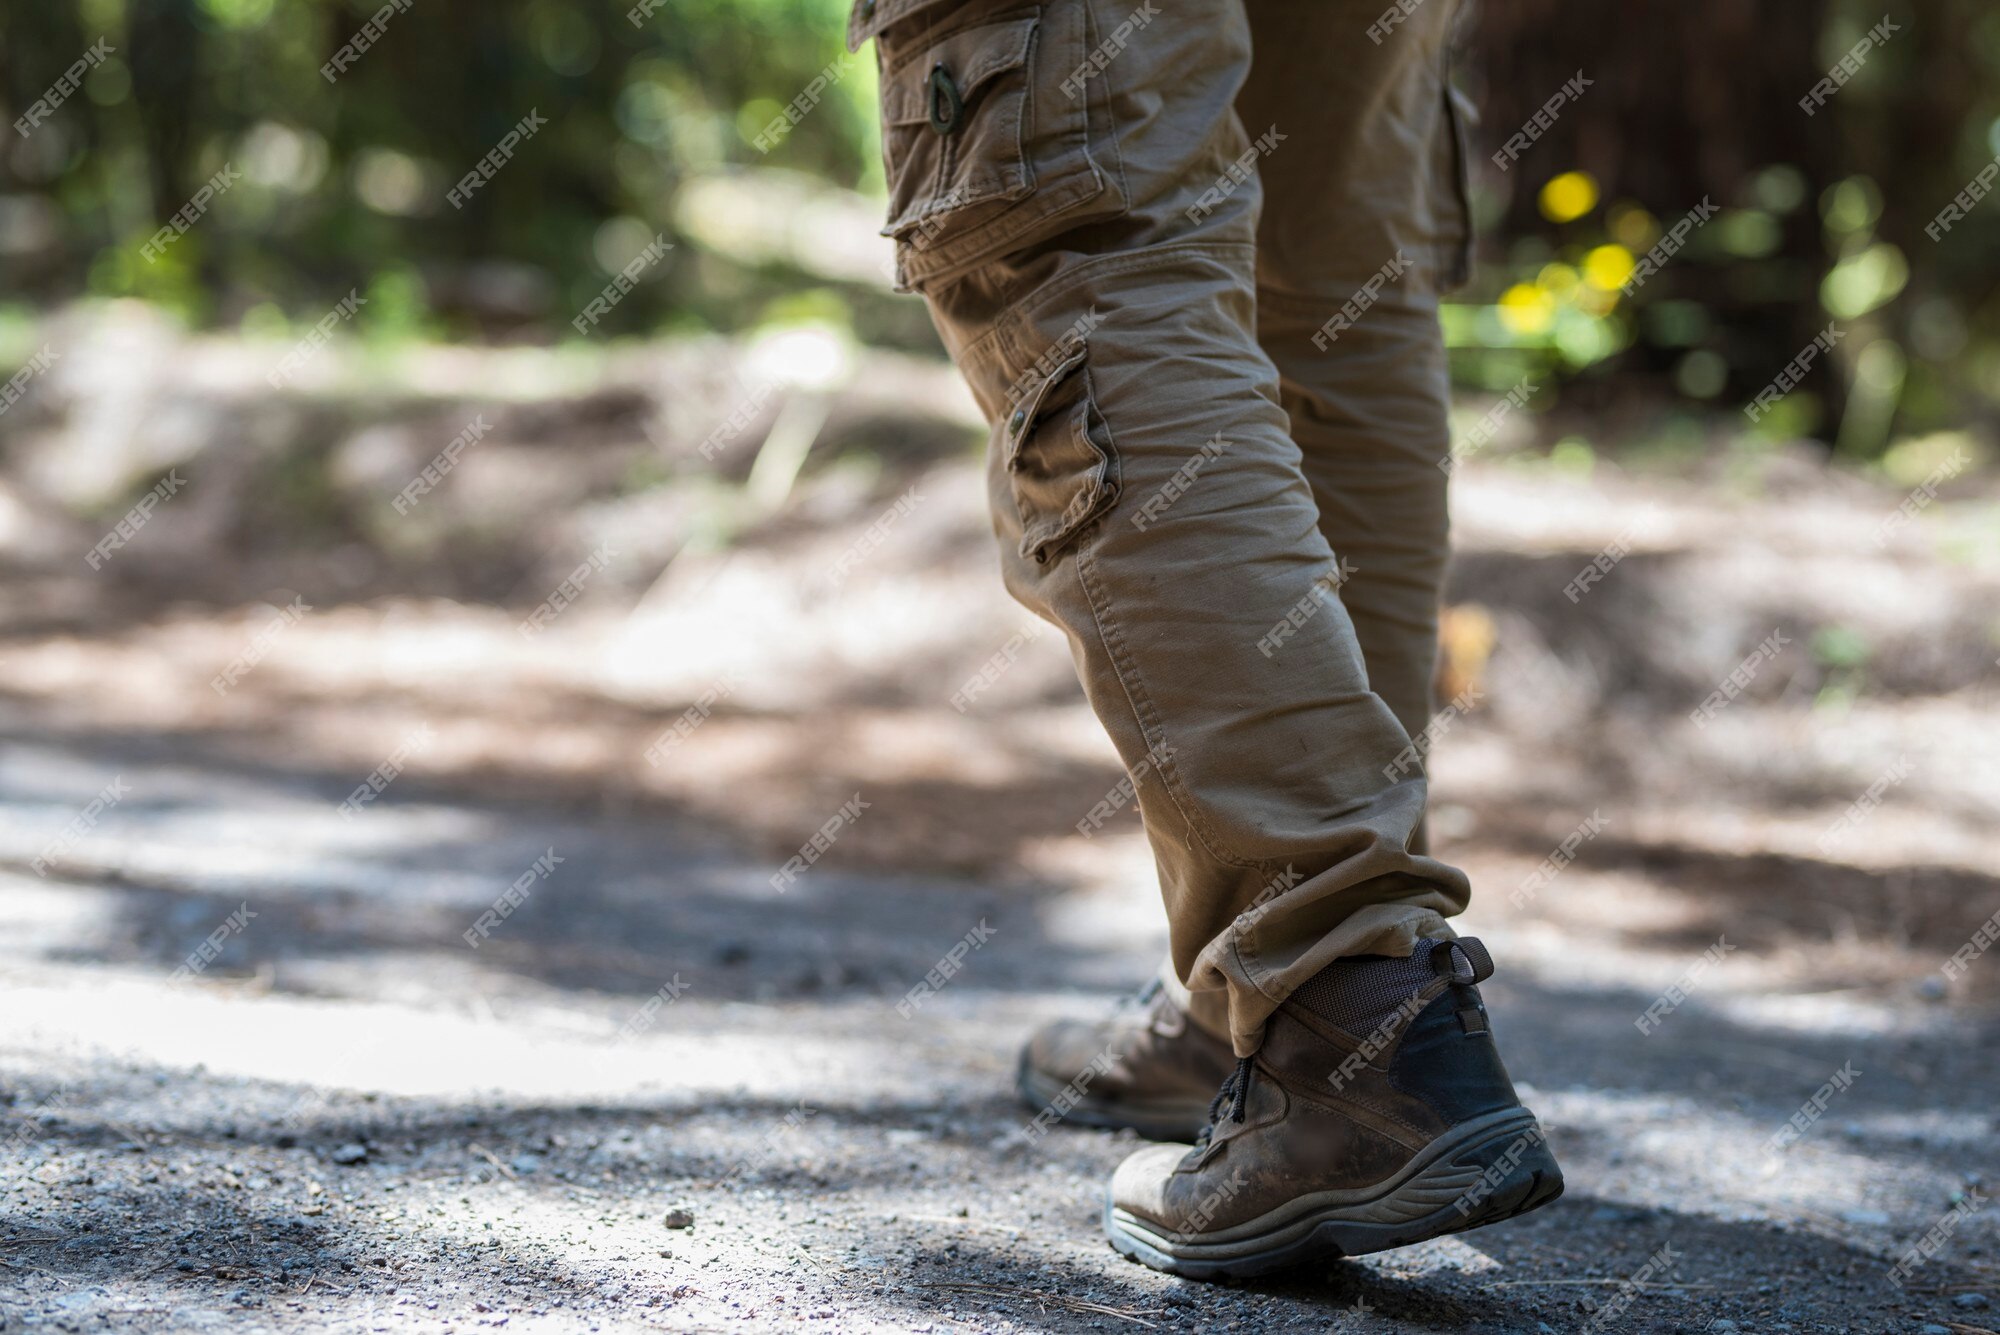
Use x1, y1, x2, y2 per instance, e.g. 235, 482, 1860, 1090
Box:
1193, 1054, 1257, 1147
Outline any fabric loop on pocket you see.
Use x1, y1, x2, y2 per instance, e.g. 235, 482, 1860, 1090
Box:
927, 63, 964, 134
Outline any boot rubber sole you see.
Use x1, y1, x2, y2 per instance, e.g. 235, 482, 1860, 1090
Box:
1104, 1106, 1564, 1280
1014, 1053, 1210, 1143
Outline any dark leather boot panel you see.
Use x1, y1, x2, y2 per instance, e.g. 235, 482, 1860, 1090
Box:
1386, 987, 1522, 1127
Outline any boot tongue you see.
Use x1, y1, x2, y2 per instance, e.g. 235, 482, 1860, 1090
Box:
1284, 938, 1494, 1037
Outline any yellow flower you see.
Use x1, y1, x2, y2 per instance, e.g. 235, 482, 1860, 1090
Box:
1539, 171, 1599, 224
1498, 283, 1557, 335
1581, 244, 1636, 291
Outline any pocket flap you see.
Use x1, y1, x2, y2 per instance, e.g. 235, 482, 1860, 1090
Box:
878, 15, 1039, 126
1005, 340, 1088, 467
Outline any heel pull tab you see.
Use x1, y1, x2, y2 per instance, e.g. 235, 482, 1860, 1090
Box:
1432, 938, 1495, 1034
1431, 938, 1495, 986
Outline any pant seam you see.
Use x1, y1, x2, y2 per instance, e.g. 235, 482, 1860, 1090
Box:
1232, 936, 1287, 1005
1079, 0, 1134, 227
1072, 538, 1262, 872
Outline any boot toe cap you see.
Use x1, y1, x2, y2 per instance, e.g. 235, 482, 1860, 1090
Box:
1108, 1142, 1196, 1222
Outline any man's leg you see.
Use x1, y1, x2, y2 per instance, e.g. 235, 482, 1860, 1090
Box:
1087, 5, 1559, 1276
854, 0, 1465, 1057
857, 0, 1561, 1273
1147, 0, 1472, 1053
1242, 0, 1472, 779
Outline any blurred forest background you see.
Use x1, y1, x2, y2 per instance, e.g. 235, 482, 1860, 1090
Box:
4, 0, 1999, 454
4, 4, 2000, 1331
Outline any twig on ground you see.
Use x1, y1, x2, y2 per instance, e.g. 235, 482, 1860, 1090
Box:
1905, 1274, 2000, 1295
1488, 1279, 1715, 1290
101, 1120, 150, 1149
922, 1281, 1162, 1328
743, 1234, 830, 1276
468, 1142, 518, 1180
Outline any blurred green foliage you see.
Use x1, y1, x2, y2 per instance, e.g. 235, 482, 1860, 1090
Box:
2, 0, 881, 338
2, 0, 1997, 455
1457, 0, 2000, 457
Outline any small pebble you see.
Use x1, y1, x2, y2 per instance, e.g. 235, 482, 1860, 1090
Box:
662, 1209, 695, 1229
329, 1143, 368, 1166
1953, 1292, 1992, 1310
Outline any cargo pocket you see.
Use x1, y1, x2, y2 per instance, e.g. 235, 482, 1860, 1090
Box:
1438, 76, 1477, 291
1002, 342, 1119, 564
854, 0, 1111, 291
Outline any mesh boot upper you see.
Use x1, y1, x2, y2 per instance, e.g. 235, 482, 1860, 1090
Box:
1283, 938, 1494, 1038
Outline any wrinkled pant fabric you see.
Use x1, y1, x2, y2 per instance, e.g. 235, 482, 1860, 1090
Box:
852, 0, 1475, 1054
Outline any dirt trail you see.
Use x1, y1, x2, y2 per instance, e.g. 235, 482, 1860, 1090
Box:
3, 433, 1998, 1333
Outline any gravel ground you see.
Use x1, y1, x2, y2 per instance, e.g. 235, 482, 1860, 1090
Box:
2, 739, 1996, 1334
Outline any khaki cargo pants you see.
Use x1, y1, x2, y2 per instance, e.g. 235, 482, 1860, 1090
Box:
851, 0, 1476, 1054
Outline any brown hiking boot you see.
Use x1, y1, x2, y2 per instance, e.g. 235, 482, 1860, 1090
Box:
1104, 939, 1563, 1279
1016, 978, 1239, 1141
